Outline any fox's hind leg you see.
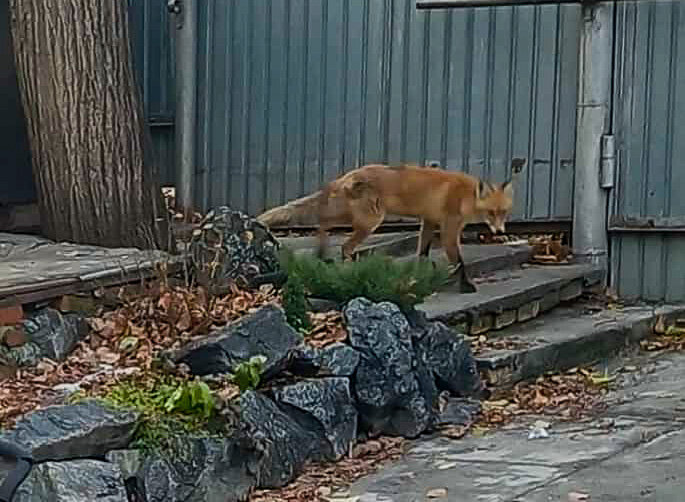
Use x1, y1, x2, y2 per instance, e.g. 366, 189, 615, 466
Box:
341, 203, 385, 261
316, 223, 333, 262
417, 219, 437, 258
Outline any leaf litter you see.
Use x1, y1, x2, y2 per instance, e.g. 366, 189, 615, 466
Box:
249, 437, 406, 502
475, 367, 611, 431
0, 283, 278, 428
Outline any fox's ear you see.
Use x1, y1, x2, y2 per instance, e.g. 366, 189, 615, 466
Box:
501, 180, 514, 198
477, 180, 492, 199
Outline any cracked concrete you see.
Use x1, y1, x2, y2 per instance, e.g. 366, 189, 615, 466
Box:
332, 351, 685, 501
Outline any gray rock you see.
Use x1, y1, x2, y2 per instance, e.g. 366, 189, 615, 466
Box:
435, 397, 482, 427
344, 298, 438, 438
106, 449, 144, 480
12, 459, 127, 502
188, 206, 280, 288
138, 436, 257, 502
0, 308, 88, 367
415, 321, 483, 398
272, 378, 357, 460
319, 343, 360, 377
23, 308, 88, 361
0, 400, 139, 461
239, 390, 320, 488
289, 342, 360, 377
173, 304, 300, 378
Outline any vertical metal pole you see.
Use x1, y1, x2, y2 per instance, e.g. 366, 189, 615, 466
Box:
173, 0, 197, 212
572, 1, 613, 272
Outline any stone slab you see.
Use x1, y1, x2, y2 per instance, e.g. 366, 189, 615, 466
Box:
475, 305, 685, 387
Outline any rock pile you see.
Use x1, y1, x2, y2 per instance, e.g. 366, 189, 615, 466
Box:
0, 299, 482, 501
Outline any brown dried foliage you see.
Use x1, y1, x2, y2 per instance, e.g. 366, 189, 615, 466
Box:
250, 437, 406, 502
0, 284, 277, 428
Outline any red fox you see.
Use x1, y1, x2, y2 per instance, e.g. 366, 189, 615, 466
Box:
258, 159, 523, 292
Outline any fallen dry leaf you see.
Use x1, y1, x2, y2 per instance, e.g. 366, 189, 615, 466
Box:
567, 491, 590, 501
306, 311, 348, 348
527, 234, 571, 264
426, 488, 448, 498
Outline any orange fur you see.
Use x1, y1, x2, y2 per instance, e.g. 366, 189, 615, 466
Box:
257, 161, 520, 292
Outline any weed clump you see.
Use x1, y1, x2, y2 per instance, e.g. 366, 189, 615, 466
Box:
85, 374, 219, 451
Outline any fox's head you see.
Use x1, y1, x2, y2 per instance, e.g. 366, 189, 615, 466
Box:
475, 180, 514, 235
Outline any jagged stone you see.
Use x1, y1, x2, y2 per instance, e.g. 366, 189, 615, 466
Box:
289, 342, 360, 377
435, 397, 482, 427
11, 459, 127, 502
238, 390, 320, 489
343, 298, 437, 438
272, 378, 357, 460
188, 206, 280, 287
0, 308, 87, 367
414, 321, 483, 398
172, 304, 300, 378
137, 436, 257, 502
0, 400, 139, 462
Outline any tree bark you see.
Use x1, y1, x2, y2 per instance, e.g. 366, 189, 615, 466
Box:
9, 0, 172, 251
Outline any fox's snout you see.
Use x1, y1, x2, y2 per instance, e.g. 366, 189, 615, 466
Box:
486, 219, 507, 236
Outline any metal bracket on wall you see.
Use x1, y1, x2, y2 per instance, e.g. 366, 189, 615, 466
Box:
600, 134, 615, 189
167, 0, 184, 29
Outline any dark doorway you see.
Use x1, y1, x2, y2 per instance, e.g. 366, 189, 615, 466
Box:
0, 0, 35, 205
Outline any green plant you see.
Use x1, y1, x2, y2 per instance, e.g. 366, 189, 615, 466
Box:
231, 355, 267, 393
279, 250, 449, 311
95, 374, 218, 451
282, 272, 311, 331
163, 379, 214, 420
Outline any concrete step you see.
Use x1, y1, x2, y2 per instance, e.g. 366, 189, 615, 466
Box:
419, 263, 604, 335
475, 303, 685, 388
282, 232, 533, 277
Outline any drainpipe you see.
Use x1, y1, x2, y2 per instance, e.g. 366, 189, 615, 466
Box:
572, 1, 614, 274
168, 0, 197, 213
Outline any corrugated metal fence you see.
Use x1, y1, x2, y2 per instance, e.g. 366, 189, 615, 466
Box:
610, 0, 685, 301
127, 0, 685, 301
192, 0, 581, 221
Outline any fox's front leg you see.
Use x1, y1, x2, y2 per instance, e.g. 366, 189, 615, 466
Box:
440, 218, 476, 293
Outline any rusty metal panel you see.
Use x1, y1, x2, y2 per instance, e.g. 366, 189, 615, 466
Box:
610, 0, 685, 301
193, 0, 581, 221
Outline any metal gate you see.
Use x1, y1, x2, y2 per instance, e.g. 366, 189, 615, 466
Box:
609, 0, 685, 301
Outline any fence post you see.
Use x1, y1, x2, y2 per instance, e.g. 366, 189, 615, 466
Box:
572, 1, 614, 273
171, 0, 197, 213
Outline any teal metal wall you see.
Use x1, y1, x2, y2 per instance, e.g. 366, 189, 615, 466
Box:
192, 0, 582, 219
610, 0, 685, 301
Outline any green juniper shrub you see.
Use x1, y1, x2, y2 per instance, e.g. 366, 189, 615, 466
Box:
282, 272, 312, 332
279, 249, 449, 312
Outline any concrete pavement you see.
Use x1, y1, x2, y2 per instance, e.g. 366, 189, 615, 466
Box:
331, 350, 685, 502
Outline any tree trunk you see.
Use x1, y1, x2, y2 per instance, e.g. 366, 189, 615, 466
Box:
9, 0, 172, 251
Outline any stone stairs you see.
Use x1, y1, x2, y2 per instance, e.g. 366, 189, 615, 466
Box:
414, 241, 685, 389
281, 231, 685, 388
